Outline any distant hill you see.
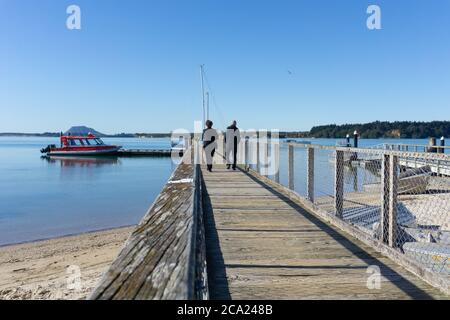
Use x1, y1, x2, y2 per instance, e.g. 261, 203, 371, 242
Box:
64, 126, 105, 137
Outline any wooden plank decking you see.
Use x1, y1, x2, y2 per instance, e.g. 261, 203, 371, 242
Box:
202, 165, 447, 299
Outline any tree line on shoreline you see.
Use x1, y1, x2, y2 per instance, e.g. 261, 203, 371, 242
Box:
1, 121, 448, 139
281, 121, 449, 139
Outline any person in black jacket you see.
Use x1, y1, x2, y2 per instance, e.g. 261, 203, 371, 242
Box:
202, 120, 217, 172
225, 120, 241, 170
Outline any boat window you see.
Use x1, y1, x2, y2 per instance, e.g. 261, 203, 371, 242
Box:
84, 139, 91, 145
95, 139, 104, 145
69, 139, 82, 146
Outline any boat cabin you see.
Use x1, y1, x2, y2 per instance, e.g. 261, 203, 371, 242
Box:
60, 134, 105, 147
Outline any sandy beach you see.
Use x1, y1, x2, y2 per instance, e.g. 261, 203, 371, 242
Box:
0, 226, 133, 300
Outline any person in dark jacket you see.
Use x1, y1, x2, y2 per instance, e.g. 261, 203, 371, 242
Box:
225, 120, 241, 170
202, 120, 217, 172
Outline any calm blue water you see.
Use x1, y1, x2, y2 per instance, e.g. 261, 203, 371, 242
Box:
0, 137, 174, 246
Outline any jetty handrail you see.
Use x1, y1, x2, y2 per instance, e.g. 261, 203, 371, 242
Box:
280, 141, 450, 160
243, 139, 450, 294
89, 147, 208, 300
381, 143, 450, 148
380, 143, 450, 152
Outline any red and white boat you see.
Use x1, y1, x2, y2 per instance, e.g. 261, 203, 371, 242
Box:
41, 134, 121, 156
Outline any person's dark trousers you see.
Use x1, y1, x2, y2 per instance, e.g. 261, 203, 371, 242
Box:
206, 149, 215, 171
226, 137, 238, 170
232, 143, 238, 169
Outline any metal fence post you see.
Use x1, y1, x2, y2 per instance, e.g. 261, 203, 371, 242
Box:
256, 135, 260, 173
335, 150, 344, 218
388, 154, 398, 247
307, 147, 314, 202
244, 138, 249, 171
263, 140, 269, 176
288, 145, 294, 190
380, 153, 390, 244
274, 141, 280, 183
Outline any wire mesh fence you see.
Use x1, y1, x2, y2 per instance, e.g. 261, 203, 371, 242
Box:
246, 140, 450, 282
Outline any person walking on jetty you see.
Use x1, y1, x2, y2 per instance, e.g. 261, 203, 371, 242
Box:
202, 120, 218, 172
225, 120, 241, 170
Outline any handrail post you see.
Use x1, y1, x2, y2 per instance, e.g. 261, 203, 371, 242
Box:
274, 140, 280, 183
307, 147, 314, 202
256, 134, 260, 173
244, 138, 249, 171
380, 154, 390, 244
381, 153, 398, 247
288, 145, 294, 190
335, 150, 344, 218
263, 139, 269, 176
388, 154, 398, 247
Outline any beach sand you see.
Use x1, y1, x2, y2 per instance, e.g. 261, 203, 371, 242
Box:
0, 226, 133, 300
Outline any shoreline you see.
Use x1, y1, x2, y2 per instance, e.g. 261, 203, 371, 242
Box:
0, 224, 136, 249
0, 226, 134, 300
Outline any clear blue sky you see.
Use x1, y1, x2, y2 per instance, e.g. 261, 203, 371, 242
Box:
1, 0, 449, 133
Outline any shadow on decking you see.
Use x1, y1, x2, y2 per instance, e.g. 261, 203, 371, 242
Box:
239, 169, 434, 300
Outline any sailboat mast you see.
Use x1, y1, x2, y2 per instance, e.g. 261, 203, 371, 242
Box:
200, 65, 206, 127
206, 92, 209, 122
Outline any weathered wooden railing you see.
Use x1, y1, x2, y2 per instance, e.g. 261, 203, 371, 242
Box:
89, 147, 208, 300
242, 139, 450, 294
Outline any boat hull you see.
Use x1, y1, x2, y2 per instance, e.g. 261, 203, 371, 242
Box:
46, 146, 122, 156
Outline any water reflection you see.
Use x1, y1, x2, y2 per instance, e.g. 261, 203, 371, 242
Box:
42, 155, 121, 167
41, 155, 122, 181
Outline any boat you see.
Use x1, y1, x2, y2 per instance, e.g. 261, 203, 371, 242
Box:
40, 133, 121, 156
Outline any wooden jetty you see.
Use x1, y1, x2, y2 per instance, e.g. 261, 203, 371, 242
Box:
116, 148, 179, 157
90, 145, 449, 300
202, 166, 445, 299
